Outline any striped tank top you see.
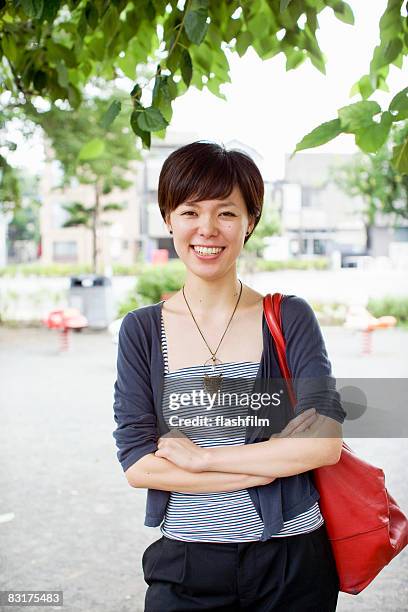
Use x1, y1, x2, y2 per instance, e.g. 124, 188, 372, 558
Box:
160, 313, 324, 542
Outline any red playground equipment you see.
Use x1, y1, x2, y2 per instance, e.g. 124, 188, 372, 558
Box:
43, 308, 88, 351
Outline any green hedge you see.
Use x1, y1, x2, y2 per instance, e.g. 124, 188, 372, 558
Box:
116, 261, 186, 317
254, 257, 329, 271
0, 257, 330, 277
367, 296, 408, 326
0, 263, 94, 277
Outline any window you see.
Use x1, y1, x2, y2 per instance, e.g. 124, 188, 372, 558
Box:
301, 186, 312, 208
313, 239, 326, 255
52, 241, 78, 262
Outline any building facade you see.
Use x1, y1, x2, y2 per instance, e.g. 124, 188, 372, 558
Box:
273, 152, 408, 265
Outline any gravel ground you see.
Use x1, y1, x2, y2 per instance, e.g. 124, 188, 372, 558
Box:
0, 324, 407, 612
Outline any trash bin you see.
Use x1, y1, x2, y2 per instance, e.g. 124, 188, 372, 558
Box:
68, 275, 115, 330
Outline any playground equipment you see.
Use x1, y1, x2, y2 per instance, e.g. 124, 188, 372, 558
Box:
344, 305, 397, 355
43, 308, 88, 351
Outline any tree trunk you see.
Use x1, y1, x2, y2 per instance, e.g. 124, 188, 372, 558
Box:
92, 182, 101, 274
364, 221, 373, 255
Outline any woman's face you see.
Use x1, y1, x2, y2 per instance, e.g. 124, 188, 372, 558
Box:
167, 185, 254, 279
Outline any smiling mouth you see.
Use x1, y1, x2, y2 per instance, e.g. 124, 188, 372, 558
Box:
190, 245, 226, 257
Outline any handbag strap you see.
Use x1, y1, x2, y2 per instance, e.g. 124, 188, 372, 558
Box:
263, 293, 297, 409
263, 292, 352, 454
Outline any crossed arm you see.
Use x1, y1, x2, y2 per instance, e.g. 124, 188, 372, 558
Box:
126, 408, 343, 491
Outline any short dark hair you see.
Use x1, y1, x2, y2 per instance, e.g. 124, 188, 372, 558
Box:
158, 141, 264, 244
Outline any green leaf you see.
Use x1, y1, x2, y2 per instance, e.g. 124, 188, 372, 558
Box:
225, 17, 242, 42
392, 139, 408, 175
130, 109, 151, 148
152, 75, 173, 121
389, 87, 408, 121
392, 53, 403, 69
130, 83, 142, 100
286, 49, 305, 70
67, 84, 81, 108
247, 12, 270, 39
85, 1, 99, 29
78, 138, 106, 160
103, 203, 124, 212
118, 51, 138, 79
379, 6, 403, 43
77, 12, 87, 38
280, 0, 293, 11
309, 53, 326, 75
41, 0, 60, 23
102, 5, 119, 40
185, 1, 209, 45
331, 2, 354, 25
2, 33, 18, 62
350, 74, 374, 100
338, 101, 382, 132
137, 107, 169, 132
47, 41, 76, 68
236, 31, 253, 57
100, 100, 122, 129
20, 0, 44, 19
294, 119, 343, 152
166, 42, 182, 73
383, 38, 403, 63
355, 111, 393, 153
56, 60, 68, 88
206, 76, 226, 100
180, 49, 193, 86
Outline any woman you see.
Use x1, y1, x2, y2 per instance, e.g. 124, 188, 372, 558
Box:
113, 141, 346, 611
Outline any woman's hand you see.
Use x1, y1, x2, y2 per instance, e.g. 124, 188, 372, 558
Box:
270, 408, 319, 439
155, 429, 208, 472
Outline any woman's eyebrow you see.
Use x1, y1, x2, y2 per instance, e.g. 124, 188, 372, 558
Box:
183, 201, 238, 207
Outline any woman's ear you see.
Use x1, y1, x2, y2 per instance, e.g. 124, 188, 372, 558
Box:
164, 213, 172, 234
247, 215, 256, 235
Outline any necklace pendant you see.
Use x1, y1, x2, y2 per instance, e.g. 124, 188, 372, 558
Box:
203, 356, 223, 394
203, 374, 223, 394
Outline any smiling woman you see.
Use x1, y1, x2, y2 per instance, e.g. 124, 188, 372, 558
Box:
157, 142, 263, 282
112, 140, 344, 612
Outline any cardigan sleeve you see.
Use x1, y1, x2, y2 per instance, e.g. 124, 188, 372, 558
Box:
281, 295, 346, 424
112, 311, 159, 472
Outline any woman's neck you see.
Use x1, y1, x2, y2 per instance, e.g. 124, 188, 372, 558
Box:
181, 271, 242, 317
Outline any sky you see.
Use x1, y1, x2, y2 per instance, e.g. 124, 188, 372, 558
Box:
8, 0, 408, 182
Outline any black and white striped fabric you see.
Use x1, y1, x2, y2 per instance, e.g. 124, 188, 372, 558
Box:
160, 314, 324, 542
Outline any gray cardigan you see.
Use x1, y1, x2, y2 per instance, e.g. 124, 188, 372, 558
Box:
112, 294, 346, 541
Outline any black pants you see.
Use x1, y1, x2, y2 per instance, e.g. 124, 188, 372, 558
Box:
142, 524, 340, 611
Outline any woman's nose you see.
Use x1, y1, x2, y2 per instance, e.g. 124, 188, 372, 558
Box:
198, 217, 219, 237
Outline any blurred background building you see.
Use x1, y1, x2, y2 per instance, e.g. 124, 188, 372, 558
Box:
6, 135, 408, 270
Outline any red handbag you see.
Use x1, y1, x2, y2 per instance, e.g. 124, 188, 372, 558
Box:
263, 292, 408, 595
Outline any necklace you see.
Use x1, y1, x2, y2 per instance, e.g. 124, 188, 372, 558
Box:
182, 280, 243, 394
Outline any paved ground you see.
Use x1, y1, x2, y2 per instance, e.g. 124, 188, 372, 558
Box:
0, 324, 407, 612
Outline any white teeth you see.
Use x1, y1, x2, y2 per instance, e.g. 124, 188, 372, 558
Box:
193, 246, 223, 255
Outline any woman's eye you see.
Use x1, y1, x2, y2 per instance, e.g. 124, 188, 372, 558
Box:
181, 211, 235, 217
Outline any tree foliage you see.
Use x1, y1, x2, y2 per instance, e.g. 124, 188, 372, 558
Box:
331, 122, 408, 251
25, 91, 139, 272
1, 1, 406, 166
294, 1, 408, 172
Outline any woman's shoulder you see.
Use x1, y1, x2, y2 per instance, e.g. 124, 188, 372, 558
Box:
119, 301, 162, 337
281, 293, 314, 313
280, 294, 319, 330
